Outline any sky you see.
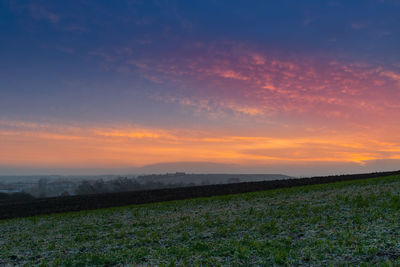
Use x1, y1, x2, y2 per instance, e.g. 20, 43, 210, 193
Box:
1, 0, 400, 176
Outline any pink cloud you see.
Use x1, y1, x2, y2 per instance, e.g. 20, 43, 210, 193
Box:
380, 71, 400, 81
92, 41, 400, 130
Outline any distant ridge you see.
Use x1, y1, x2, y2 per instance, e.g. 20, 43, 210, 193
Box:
3, 159, 400, 176
135, 162, 242, 174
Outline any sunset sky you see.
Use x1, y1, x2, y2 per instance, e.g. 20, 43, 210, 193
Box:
1, 0, 400, 175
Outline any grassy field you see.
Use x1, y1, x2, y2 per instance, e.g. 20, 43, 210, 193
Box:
1, 175, 400, 266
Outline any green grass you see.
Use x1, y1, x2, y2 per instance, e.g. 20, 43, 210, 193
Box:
2, 175, 400, 266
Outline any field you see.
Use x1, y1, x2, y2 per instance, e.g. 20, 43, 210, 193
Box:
1, 175, 400, 266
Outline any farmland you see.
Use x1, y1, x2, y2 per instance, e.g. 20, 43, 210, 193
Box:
1, 175, 400, 266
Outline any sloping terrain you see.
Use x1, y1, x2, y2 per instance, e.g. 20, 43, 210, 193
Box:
1, 175, 400, 266
3, 171, 399, 219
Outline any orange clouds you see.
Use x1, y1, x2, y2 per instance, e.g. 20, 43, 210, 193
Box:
2, 120, 400, 168
94, 129, 175, 140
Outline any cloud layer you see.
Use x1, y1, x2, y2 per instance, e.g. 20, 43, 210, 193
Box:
2, 1, 400, 174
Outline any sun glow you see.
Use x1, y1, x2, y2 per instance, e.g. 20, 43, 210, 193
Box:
1, 120, 400, 169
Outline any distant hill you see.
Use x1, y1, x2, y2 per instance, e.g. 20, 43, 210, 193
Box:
135, 161, 242, 174
3, 159, 400, 177
137, 173, 292, 186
